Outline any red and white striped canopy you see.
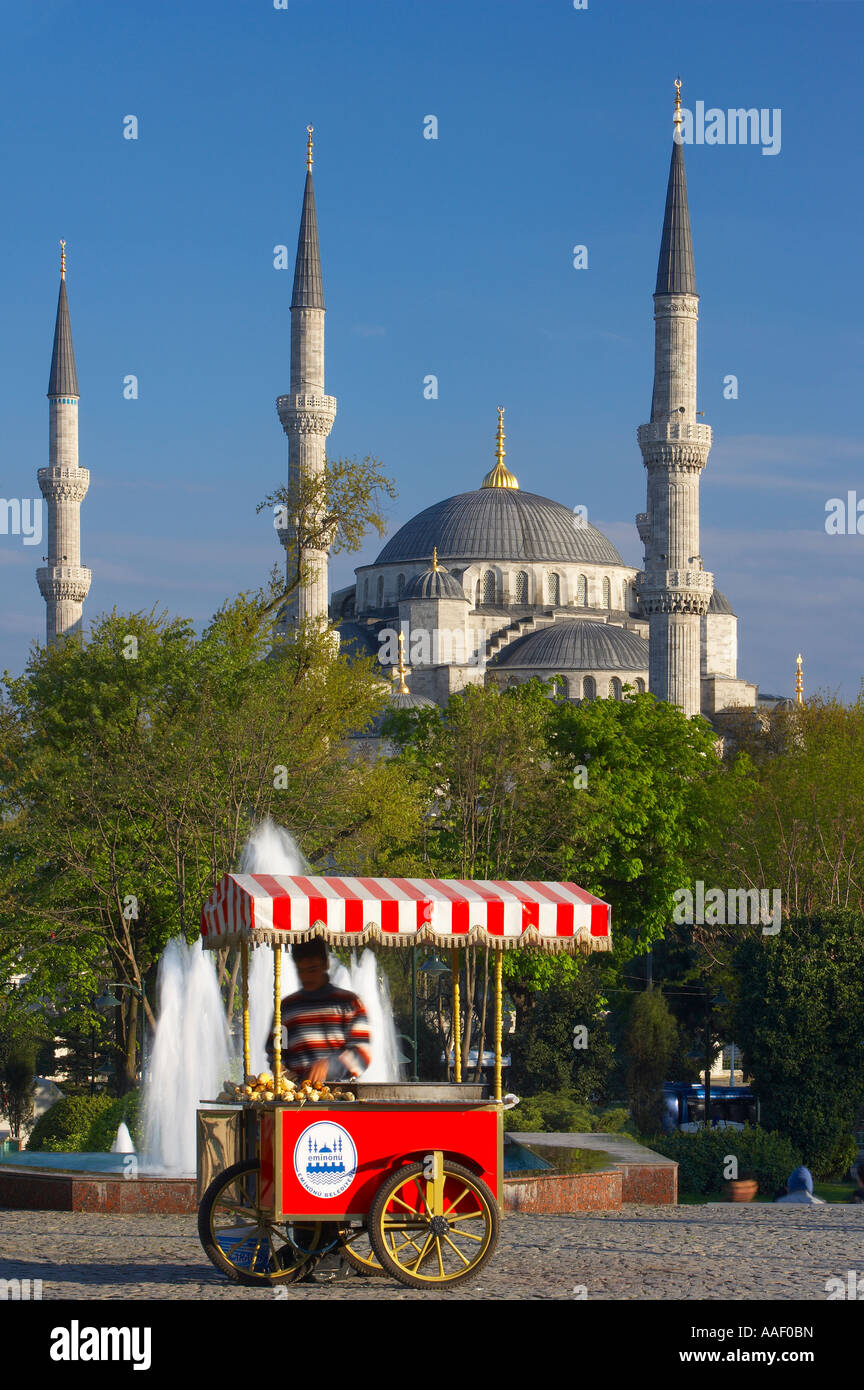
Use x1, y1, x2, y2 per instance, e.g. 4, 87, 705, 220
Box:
200, 874, 610, 954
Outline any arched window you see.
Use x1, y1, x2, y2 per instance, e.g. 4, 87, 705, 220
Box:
610, 677, 622, 700
545, 572, 560, 605
482, 570, 496, 605
602, 577, 611, 608
514, 570, 528, 604
362, 578, 369, 606
377, 575, 384, 609
577, 574, 588, 606
635, 677, 646, 693
583, 675, 596, 701
397, 573, 405, 598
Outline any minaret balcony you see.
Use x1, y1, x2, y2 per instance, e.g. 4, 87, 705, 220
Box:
38, 466, 90, 503
37, 564, 92, 604
276, 393, 337, 437
637, 420, 713, 448
636, 569, 714, 616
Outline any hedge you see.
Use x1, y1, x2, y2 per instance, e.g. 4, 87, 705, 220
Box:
648, 1125, 802, 1196
26, 1095, 114, 1152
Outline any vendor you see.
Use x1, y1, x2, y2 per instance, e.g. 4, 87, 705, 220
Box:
268, 939, 371, 1086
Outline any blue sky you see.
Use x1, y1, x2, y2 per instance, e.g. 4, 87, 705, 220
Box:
1, 0, 862, 700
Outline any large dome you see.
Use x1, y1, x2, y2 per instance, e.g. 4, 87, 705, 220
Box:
494, 619, 649, 671
375, 489, 625, 567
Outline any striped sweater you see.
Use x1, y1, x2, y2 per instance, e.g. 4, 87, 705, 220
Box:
273, 983, 371, 1079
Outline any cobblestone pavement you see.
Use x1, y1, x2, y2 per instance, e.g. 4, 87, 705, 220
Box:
1, 1205, 861, 1300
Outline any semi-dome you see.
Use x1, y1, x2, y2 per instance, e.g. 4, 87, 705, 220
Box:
375, 489, 625, 567
708, 588, 735, 615
494, 619, 649, 671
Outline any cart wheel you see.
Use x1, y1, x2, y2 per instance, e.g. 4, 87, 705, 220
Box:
198, 1158, 322, 1286
339, 1224, 386, 1278
368, 1160, 499, 1289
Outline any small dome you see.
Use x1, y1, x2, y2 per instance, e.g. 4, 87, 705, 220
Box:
708, 588, 735, 616
403, 562, 468, 602
494, 619, 649, 671
389, 690, 436, 711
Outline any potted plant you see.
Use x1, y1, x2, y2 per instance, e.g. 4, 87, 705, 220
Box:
725, 1170, 758, 1202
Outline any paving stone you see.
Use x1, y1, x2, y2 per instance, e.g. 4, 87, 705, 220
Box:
1, 1204, 861, 1301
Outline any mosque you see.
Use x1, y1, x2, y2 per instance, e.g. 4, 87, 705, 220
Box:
36, 89, 768, 722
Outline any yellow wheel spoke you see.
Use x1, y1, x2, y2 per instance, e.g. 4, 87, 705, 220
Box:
407, 1230, 435, 1271
448, 1225, 484, 1242
446, 1209, 484, 1223
388, 1192, 421, 1216
442, 1184, 471, 1217
414, 1177, 430, 1214
441, 1232, 471, 1266
389, 1231, 426, 1258
435, 1236, 445, 1278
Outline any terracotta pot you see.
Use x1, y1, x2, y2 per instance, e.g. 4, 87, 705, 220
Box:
725, 1178, 758, 1203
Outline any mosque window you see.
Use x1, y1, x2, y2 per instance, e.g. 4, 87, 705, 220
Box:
610, 677, 622, 700
583, 676, 596, 701
577, 574, 588, 606
602, 577, 611, 608
482, 570, 496, 605
377, 575, 384, 608
514, 571, 528, 604
545, 572, 560, 606
397, 573, 405, 598
635, 677, 646, 693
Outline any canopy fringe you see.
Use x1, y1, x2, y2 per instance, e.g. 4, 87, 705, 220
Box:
202, 920, 609, 954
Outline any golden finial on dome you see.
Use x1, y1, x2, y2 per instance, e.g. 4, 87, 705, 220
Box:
431, 547, 440, 572
60, 239, 66, 280
795, 653, 803, 705
480, 404, 519, 490
306, 125, 314, 172
392, 628, 411, 695
674, 77, 683, 128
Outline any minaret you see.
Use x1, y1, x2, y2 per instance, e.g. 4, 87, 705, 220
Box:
276, 126, 338, 628
37, 242, 91, 644
636, 81, 713, 717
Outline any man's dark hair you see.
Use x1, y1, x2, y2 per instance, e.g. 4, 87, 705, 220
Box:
291, 938, 328, 965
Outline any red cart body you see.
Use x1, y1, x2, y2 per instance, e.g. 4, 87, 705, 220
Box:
258, 1101, 503, 1220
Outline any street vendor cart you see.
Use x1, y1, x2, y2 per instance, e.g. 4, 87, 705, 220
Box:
196, 873, 611, 1289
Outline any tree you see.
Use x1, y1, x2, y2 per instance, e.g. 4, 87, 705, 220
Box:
508, 957, 614, 1099
624, 988, 679, 1135
0, 587, 419, 1091
733, 909, 864, 1177
258, 455, 397, 619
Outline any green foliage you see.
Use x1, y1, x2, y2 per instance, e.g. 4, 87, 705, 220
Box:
27, 1095, 114, 1152
84, 1091, 143, 1152
625, 988, 679, 1134
733, 910, 864, 1177
649, 1126, 802, 1197
508, 960, 613, 1099
504, 1091, 631, 1134
0, 1038, 36, 1140
814, 1133, 859, 1183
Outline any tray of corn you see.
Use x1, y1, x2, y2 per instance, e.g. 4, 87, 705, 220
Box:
215, 1072, 356, 1105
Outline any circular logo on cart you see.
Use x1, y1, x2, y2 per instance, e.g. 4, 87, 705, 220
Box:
293, 1122, 357, 1199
